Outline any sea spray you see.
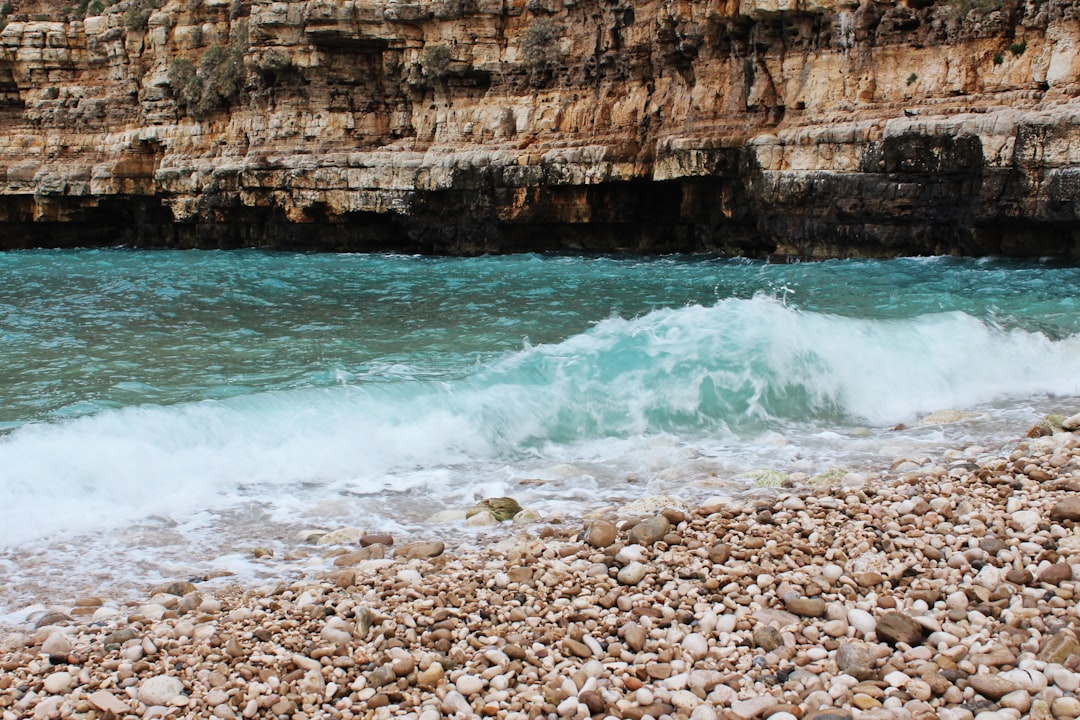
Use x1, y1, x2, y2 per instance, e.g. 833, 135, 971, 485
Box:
0, 251, 1078, 612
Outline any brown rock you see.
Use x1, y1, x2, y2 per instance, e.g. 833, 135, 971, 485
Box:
360, 533, 394, 547
968, 673, 1021, 700
394, 540, 445, 560
579, 690, 605, 715
1038, 563, 1073, 585
466, 497, 522, 522
876, 612, 925, 646
583, 520, 617, 548
1006, 567, 1034, 585
646, 662, 672, 679
980, 537, 1008, 555
623, 623, 647, 653
853, 572, 885, 587
622, 703, 674, 720
153, 581, 197, 597
804, 711, 853, 720
1038, 630, 1080, 664
507, 566, 533, 583
969, 646, 1016, 667
835, 642, 875, 680
753, 626, 783, 651
783, 594, 826, 618
1051, 497, 1080, 522
334, 544, 385, 565
563, 638, 592, 659
709, 542, 732, 565
628, 515, 671, 546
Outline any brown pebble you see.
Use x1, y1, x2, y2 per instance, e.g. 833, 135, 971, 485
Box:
579, 690, 605, 715
628, 515, 671, 545
584, 520, 617, 549
1051, 497, 1080, 521
360, 533, 394, 547
563, 638, 592, 659
1038, 563, 1073, 585
709, 542, 732, 565
876, 612, 925, 646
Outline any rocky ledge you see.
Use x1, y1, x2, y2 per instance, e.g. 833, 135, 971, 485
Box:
3, 413, 1080, 719
1, 0, 1080, 256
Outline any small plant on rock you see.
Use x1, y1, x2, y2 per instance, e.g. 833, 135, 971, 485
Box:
906, 72, 918, 86
1009, 41, 1027, 56
522, 18, 560, 87
421, 44, 452, 80
168, 20, 249, 118
993, 52, 1004, 65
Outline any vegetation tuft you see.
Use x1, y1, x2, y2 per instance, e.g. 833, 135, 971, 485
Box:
169, 20, 249, 118
421, 44, 452, 80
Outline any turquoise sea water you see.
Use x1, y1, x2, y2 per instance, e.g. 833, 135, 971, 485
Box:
2, 250, 1080, 614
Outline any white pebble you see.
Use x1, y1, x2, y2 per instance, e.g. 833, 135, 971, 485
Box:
682, 633, 708, 660
43, 672, 72, 694
455, 674, 484, 696
847, 608, 876, 636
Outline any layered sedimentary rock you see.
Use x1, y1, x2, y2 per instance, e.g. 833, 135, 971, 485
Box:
0, 0, 1079, 256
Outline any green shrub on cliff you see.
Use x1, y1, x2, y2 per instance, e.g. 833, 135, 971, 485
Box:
123, 0, 155, 31
168, 20, 249, 118
522, 18, 560, 87
422, 44, 452, 80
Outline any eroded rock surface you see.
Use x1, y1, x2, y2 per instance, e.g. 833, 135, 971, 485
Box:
1, 0, 1079, 255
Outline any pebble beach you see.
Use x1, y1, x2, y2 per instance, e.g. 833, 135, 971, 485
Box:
4, 413, 1080, 720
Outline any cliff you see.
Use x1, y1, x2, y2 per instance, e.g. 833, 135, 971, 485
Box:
1, 0, 1079, 257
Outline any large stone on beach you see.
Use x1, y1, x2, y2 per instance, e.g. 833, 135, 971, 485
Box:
1063, 412, 1080, 431
968, 673, 1022, 700
629, 515, 671, 546
89, 691, 130, 715
394, 540, 445, 560
41, 632, 71, 656
1038, 630, 1080, 664
618, 561, 648, 585
316, 527, 366, 545
784, 594, 826, 617
153, 580, 197, 597
1051, 497, 1080, 522
583, 519, 617, 548
836, 642, 875, 680
1039, 563, 1073, 585
138, 675, 184, 705
876, 612, 925, 646
466, 497, 522, 522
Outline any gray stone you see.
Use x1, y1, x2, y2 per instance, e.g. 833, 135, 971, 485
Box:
835, 642, 875, 680
753, 626, 783, 651
137, 675, 184, 706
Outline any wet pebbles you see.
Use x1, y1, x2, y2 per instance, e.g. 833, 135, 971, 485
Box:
3, 421, 1080, 719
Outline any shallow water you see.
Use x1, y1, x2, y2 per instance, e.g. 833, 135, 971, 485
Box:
2, 251, 1079, 618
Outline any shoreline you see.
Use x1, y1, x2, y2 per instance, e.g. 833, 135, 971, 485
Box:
3, 414, 1080, 720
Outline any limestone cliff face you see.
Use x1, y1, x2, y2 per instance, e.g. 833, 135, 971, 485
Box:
1, 0, 1079, 256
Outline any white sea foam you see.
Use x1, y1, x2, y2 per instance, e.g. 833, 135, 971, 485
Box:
1, 296, 1078, 617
